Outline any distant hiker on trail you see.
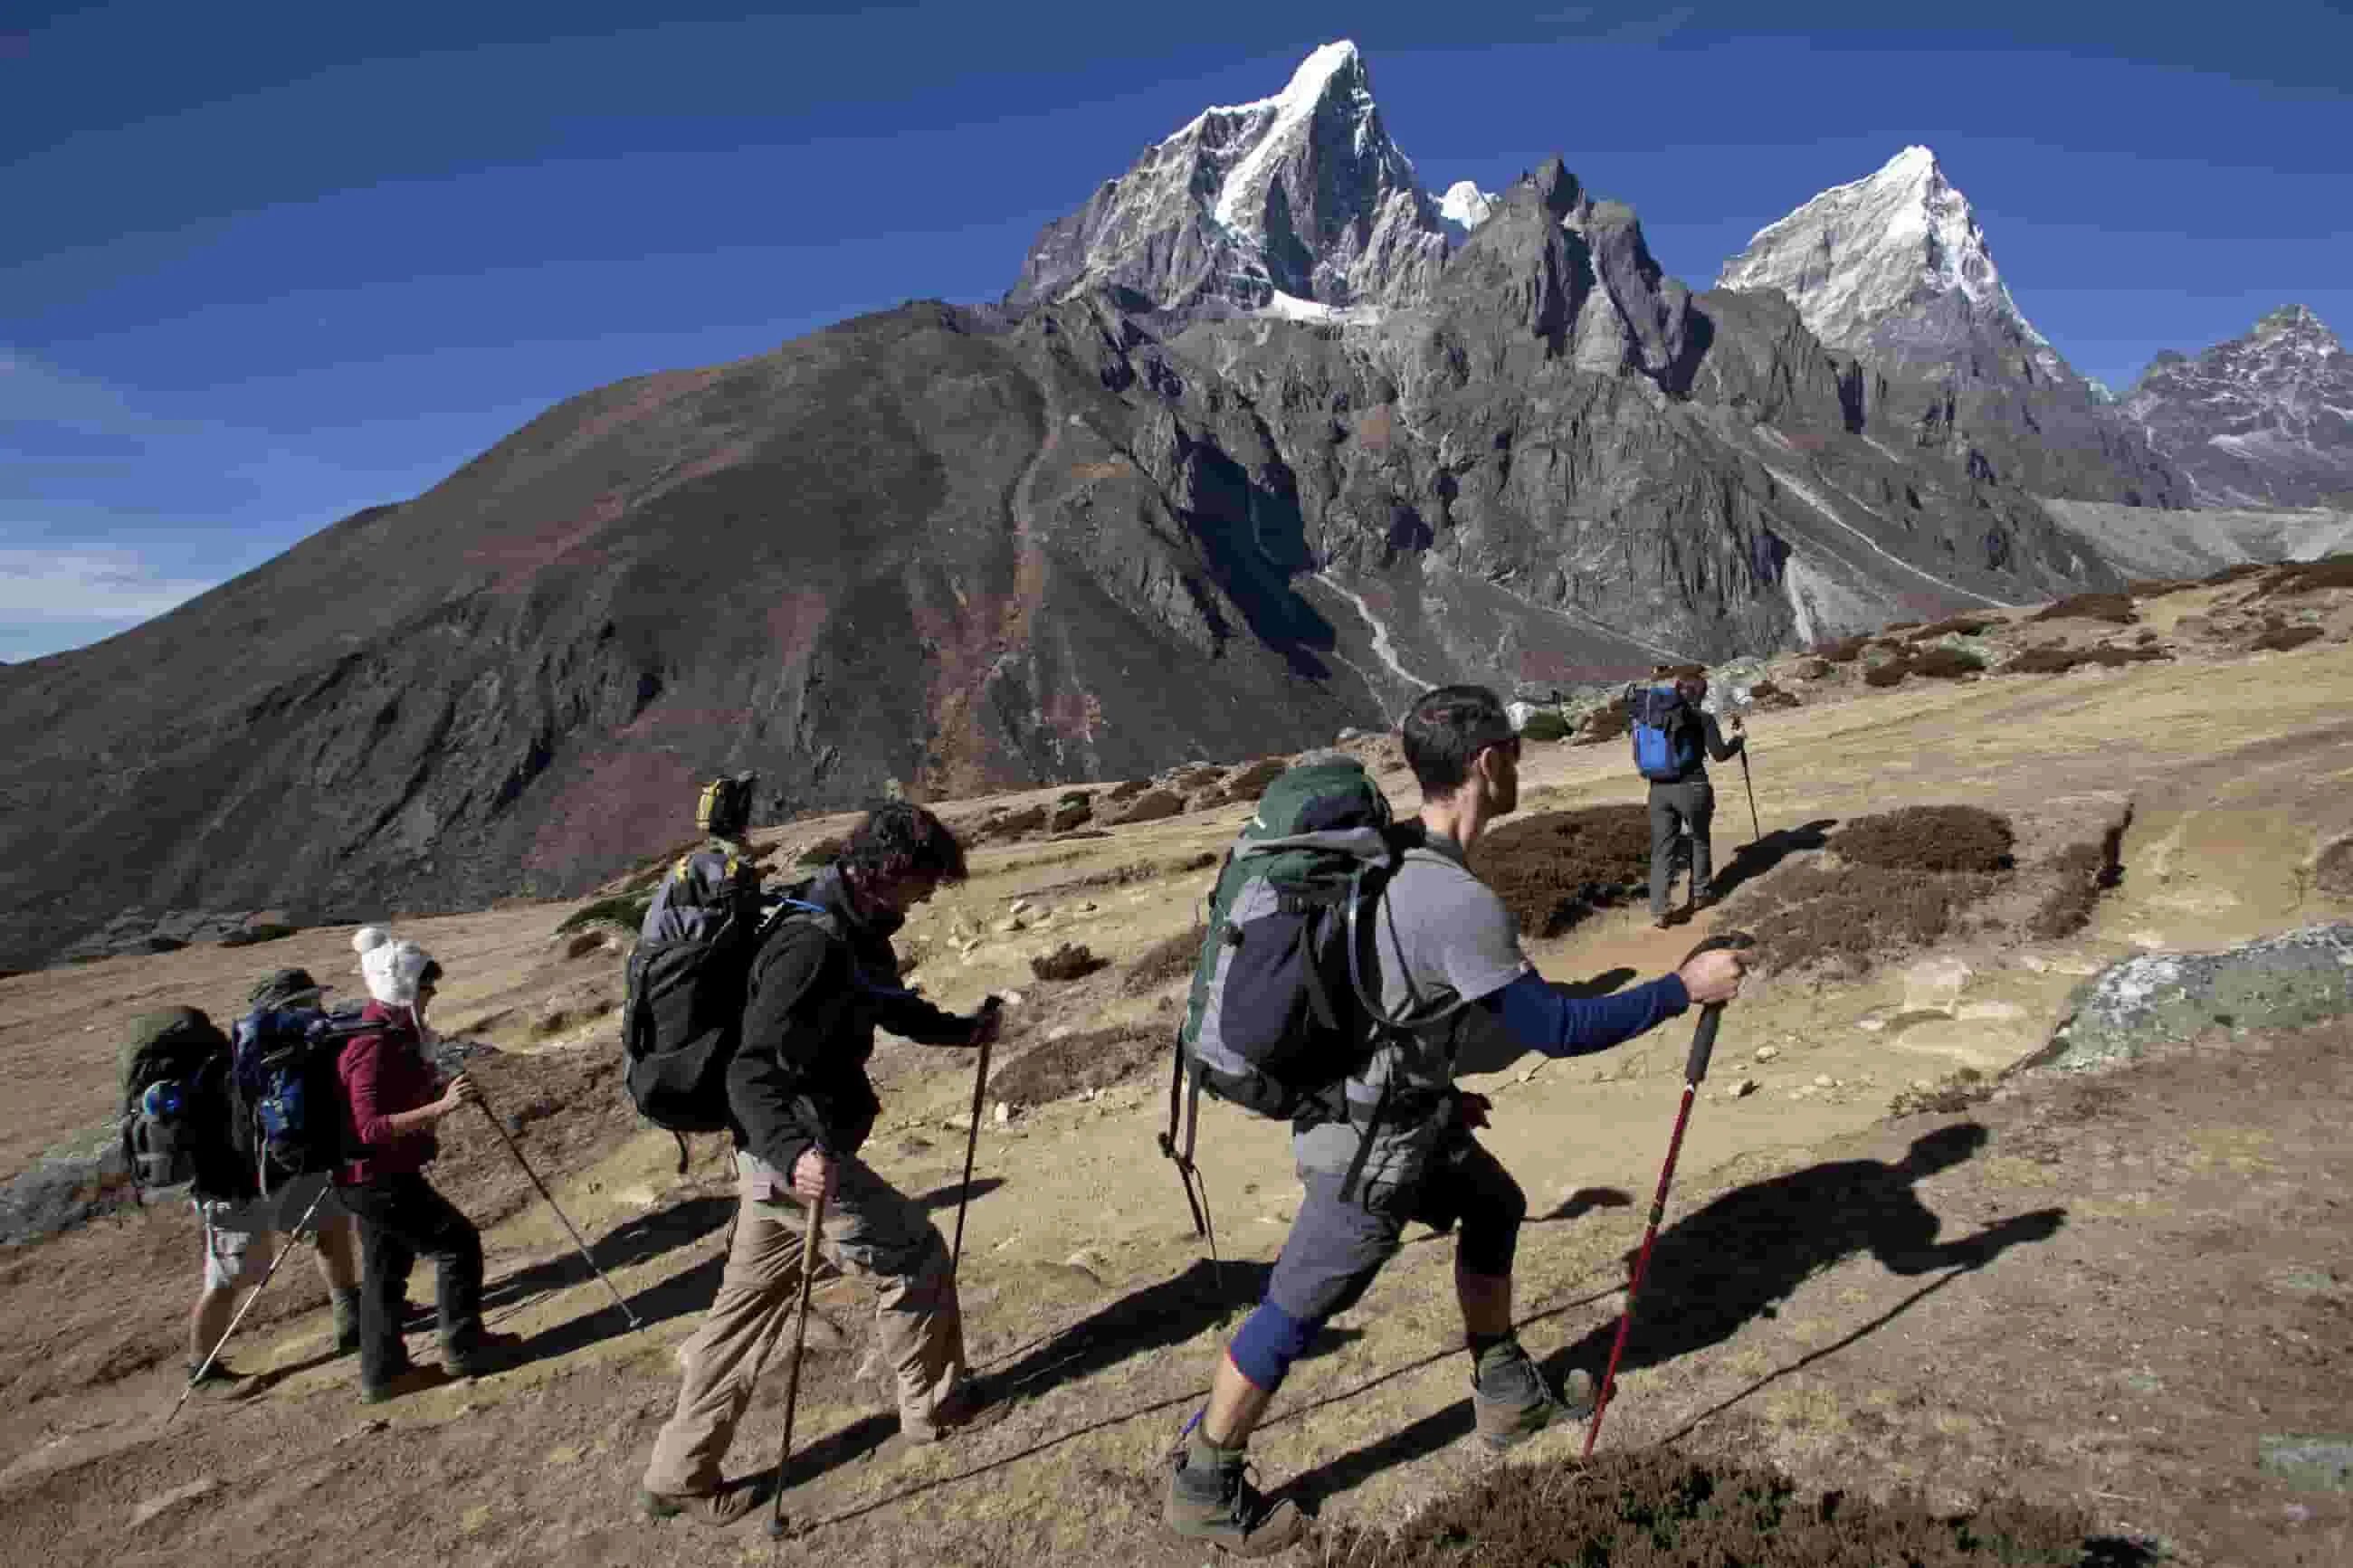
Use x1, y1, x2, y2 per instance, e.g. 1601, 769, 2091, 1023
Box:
641, 774, 767, 946
640, 803, 1004, 1530
1630, 669, 1745, 929
181, 967, 365, 1394
1162, 685, 1747, 1555
334, 936, 520, 1403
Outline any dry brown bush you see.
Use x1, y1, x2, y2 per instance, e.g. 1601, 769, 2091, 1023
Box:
1891, 1067, 1993, 1118
1863, 660, 1909, 688
1881, 618, 1921, 632
2125, 578, 2194, 598
1028, 943, 1108, 983
2027, 592, 2137, 625
1123, 923, 1206, 994
1816, 632, 1872, 663
1571, 697, 1630, 745
1793, 656, 1834, 679
2027, 813, 2129, 940
2251, 624, 2325, 652
2004, 643, 2169, 675
1102, 778, 1149, 802
1319, 1450, 2118, 1568
1049, 799, 1092, 832
2254, 553, 2353, 596
2202, 561, 2272, 585
1908, 614, 1998, 640
1748, 679, 1801, 710
2316, 836, 2353, 898
1835, 805, 2014, 873
1731, 862, 2001, 974
989, 1024, 1165, 1107
1470, 805, 1651, 936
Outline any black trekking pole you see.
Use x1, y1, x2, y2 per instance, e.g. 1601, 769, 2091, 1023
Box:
1583, 930, 1755, 1459
948, 996, 1004, 1280
1737, 741, 1762, 847
166, 1181, 333, 1426
767, 1189, 830, 1541
469, 1088, 643, 1332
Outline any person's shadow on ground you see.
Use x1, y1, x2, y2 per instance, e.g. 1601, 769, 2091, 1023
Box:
1279, 1122, 2063, 1510
1706, 818, 1837, 901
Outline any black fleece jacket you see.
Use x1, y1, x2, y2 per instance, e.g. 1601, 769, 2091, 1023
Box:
726, 869, 978, 1178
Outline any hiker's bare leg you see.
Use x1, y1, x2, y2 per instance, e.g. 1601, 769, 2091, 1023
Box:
1457, 1269, 1512, 1338
190, 1242, 271, 1363
1202, 1350, 1278, 1446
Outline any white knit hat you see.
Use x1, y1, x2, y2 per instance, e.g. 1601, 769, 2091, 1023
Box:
363, 938, 440, 1007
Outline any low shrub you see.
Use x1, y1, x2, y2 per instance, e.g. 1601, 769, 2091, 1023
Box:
1321, 1449, 2120, 1567
1734, 862, 2002, 974
1471, 806, 1652, 936
1049, 800, 1092, 832
1835, 805, 2015, 873
2202, 561, 2272, 585
2315, 836, 2353, 898
2004, 643, 2169, 675
2125, 578, 2193, 598
2251, 624, 2324, 652
1029, 943, 1108, 983
1103, 778, 1149, 803
989, 1024, 1164, 1107
1815, 633, 1871, 663
1517, 708, 1571, 742
1748, 679, 1801, 710
2253, 553, 2353, 596
556, 896, 651, 936
1793, 657, 1834, 680
1863, 660, 1909, 688
1881, 618, 1921, 632
1124, 924, 1206, 994
1570, 697, 1629, 745
217, 923, 299, 949
2027, 812, 2130, 940
1908, 614, 1998, 641
1910, 645, 1985, 679
1891, 1068, 1993, 1118
2027, 593, 2136, 625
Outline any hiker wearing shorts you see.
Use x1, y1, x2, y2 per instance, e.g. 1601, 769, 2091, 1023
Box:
1647, 671, 1744, 928
1164, 685, 1748, 1554
640, 803, 1003, 1529
334, 939, 519, 1403
186, 967, 364, 1396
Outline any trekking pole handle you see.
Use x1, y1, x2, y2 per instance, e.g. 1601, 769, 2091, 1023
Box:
1678, 931, 1755, 1086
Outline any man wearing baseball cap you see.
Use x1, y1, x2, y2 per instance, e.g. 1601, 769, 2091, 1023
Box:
186, 967, 364, 1396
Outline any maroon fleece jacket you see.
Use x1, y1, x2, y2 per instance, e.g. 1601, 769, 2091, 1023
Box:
336, 1001, 441, 1183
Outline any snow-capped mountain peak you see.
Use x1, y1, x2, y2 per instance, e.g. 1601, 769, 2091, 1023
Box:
2123, 305, 2353, 507
1007, 42, 1446, 314
1717, 145, 2059, 371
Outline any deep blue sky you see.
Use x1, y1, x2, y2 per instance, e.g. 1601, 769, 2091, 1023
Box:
5, 2, 2348, 660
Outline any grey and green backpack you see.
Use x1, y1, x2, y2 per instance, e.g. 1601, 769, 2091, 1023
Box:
1158, 751, 1465, 1231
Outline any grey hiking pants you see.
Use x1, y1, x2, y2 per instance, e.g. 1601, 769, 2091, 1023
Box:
642, 1152, 964, 1497
1648, 777, 1716, 917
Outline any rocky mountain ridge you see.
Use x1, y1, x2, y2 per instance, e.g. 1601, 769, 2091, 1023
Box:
2121, 305, 2353, 508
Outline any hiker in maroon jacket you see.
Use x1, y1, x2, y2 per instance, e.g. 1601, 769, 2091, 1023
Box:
335, 937, 519, 1403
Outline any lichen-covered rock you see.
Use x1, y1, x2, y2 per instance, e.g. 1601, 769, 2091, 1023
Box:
2036, 923, 2353, 1072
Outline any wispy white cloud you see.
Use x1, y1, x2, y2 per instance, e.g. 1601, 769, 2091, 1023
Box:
0, 546, 219, 622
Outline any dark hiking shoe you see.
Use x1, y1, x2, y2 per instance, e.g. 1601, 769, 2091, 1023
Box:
1165, 1447, 1308, 1556
902, 1378, 1014, 1444
443, 1331, 524, 1381
640, 1476, 773, 1529
359, 1365, 445, 1405
1471, 1341, 1565, 1452
185, 1360, 261, 1400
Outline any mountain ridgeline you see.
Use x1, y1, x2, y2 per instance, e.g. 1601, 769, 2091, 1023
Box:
0, 42, 2273, 969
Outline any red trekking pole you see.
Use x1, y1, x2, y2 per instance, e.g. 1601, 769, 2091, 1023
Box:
1583, 931, 1754, 1459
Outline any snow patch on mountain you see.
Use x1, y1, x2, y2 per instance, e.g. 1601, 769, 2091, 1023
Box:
1436, 180, 1497, 243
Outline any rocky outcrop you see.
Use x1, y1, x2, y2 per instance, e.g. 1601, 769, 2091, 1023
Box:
2121, 306, 2353, 508
1006, 41, 1448, 315
2036, 923, 2353, 1072
1720, 147, 2191, 508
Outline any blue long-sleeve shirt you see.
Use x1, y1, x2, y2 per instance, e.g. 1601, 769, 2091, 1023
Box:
1451, 970, 1691, 1077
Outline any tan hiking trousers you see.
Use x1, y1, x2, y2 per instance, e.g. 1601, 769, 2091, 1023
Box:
642, 1152, 964, 1497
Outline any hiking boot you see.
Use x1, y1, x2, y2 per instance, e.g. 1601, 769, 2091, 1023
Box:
185, 1360, 261, 1400
330, 1290, 361, 1356
902, 1381, 1012, 1445
359, 1365, 444, 1405
443, 1331, 524, 1381
1471, 1340, 1563, 1452
640, 1476, 773, 1529
1165, 1444, 1308, 1556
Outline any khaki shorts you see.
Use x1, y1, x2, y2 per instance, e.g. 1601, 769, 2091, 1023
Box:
195, 1174, 343, 1291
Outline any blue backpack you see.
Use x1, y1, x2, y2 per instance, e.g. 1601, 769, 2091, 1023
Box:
233, 1005, 372, 1193
1628, 683, 1703, 782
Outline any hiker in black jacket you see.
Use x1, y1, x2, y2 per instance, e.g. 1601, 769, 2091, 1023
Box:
640, 803, 1002, 1528
1648, 671, 1744, 928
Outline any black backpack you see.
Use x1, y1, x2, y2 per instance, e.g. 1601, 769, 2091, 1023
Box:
622, 851, 805, 1160
119, 1007, 247, 1202
232, 1006, 372, 1193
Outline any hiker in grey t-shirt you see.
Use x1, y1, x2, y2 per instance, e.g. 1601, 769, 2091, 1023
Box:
1164, 685, 1748, 1555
